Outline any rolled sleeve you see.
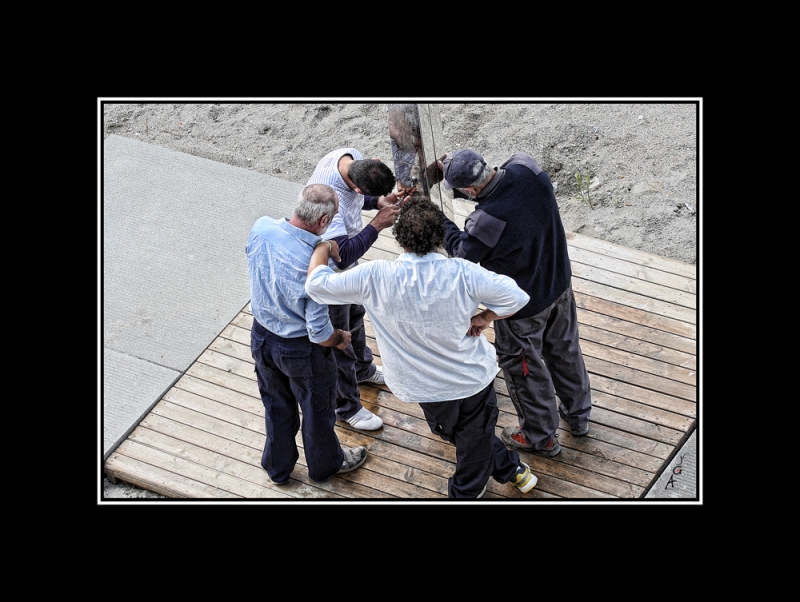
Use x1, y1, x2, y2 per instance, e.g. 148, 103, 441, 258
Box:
304, 296, 334, 344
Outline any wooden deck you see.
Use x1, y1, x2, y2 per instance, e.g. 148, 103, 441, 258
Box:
103, 200, 697, 500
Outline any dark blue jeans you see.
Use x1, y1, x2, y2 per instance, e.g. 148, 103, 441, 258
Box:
327, 303, 376, 421
250, 319, 344, 483
420, 383, 520, 498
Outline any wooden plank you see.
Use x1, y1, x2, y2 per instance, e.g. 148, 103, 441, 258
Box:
582, 355, 696, 404
220, 322, 252, 347
104, 450, 255, 499
108, 439, 256, 498
573, 276, 695, 325
565, 231, 697, 280
149, 400, 397, 498
576, 402, 685, 448
174, 373, 262, 416
127, 425, 333, 499
519, 450, 645, 498
568, 245, 696, 295
572, 263, 695, 310
197, 348, 255, 380
564, 412, 677, 459
580, 339, 696, 386
575, 293, 695, 340
163, 387, 264, 432
577, 311, 696, 366
187, 362, 259, 398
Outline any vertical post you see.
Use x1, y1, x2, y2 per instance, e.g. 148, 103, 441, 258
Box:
387, 104, 455, 221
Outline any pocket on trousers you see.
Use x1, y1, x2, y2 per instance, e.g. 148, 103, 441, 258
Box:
278, 345, 313, 378
496, 342, 524, 372
308, 347, 337, 411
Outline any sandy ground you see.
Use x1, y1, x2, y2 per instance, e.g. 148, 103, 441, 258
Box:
100, 100, 700, 499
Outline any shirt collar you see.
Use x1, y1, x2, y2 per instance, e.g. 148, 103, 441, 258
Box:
477, 167, 504, 199
279, 217, 320, 248
396, 251, 447, 263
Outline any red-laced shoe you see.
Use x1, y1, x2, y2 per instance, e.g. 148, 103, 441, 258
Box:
535, 435, 561, 457
501, 427, 561, 457
501, 426, 534, 451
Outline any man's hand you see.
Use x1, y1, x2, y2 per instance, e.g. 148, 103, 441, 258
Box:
378, 186, 416, 208
369, 203, 401, 231
319, 328, 352, 349
466, 308, 512, 337
467, 312, 493, 337
436, 153, 449, 173
333, 329, 352, 349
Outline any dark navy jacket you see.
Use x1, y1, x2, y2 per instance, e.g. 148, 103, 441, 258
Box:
443, 153, 572, 319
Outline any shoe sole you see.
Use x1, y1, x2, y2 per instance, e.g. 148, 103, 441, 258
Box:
342, 419, 383, 431
338, 453, 367, 474
533, 441, 561, 457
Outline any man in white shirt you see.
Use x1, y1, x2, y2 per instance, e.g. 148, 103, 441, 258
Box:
305, 198, 538, 498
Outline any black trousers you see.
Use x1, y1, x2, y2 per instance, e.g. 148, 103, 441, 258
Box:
420, 382, 520, 498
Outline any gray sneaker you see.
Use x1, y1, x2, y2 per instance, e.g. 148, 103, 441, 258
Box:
358, 365, 385, 385
343, 407, 383, 431
338, 446, 368, 474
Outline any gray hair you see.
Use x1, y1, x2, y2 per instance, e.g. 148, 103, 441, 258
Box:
294, 184, 337, 226
468, 164, 495, 188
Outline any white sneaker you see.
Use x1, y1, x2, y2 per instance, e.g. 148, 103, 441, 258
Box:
344, 407, 383, 431
359, 365, 385, 385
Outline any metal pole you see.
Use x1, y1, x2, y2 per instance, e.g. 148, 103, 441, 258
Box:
387, 103, 454, 221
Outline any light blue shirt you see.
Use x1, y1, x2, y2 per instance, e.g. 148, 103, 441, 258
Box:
246, 216, 333, 343
306, 252, 530, 403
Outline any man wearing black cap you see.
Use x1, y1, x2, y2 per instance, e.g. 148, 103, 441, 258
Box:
438, 149, 592, 457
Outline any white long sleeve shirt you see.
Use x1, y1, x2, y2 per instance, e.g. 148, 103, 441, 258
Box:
306, 252, 529, 403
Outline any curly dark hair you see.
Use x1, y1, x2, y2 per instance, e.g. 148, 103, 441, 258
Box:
392, 198, 446, 256
348, 159, 396, 196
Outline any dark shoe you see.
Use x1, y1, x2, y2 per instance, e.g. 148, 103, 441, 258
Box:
534, 435, 561, 457
338, 446, 368, 474
502, 426, 561, 456
559, 406, 589, 437
501, 426, 535, 451
571, 423, 589, 437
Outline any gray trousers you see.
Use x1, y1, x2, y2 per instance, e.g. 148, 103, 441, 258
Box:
494, 284, 592, 450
